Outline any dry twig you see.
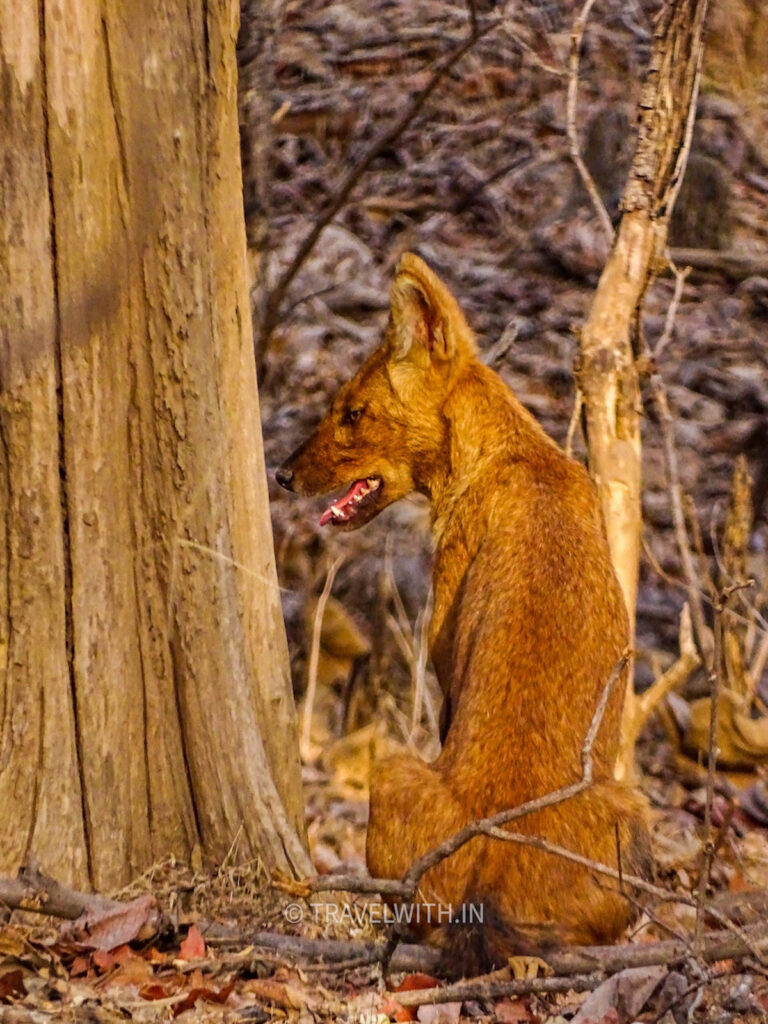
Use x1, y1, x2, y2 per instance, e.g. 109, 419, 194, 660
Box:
566, 0, 614, 241
313, 654, 627, 903
302, 555, 344, 758
0, 860, 163, 931
631, 605, 700, 739
695, 589, 724, 956
409, 587, 435, 744
401, 652, 626, 893
645, 349, 711, 662
202, 921, 768, 998
694, 582, 755, 954
259, 1, 498, 348
654, 263, 691, 360
565, 386, 584, 458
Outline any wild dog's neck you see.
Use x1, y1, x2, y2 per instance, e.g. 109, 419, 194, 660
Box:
425, 360, 559, 541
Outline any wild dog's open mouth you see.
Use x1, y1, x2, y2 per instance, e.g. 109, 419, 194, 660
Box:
319, 477, 383, 527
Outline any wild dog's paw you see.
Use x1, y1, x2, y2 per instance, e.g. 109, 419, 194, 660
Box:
507, 955, 553, 980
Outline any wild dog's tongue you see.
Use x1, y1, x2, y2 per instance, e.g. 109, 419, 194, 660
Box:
319, 480, 368, 526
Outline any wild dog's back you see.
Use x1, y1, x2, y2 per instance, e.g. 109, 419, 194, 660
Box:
428, 357, 629, 797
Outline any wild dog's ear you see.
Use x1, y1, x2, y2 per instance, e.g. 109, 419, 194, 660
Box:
389, 253, 475, 366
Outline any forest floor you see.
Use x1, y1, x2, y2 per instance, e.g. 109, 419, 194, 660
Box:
3, 0, 768, 1021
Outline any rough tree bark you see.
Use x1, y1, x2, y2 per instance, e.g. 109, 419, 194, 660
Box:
0, 0, 309, 888
576, 0, 710, 779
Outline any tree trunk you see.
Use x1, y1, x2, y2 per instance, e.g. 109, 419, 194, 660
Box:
0, 0, 309, 889
577, 0, 710, 779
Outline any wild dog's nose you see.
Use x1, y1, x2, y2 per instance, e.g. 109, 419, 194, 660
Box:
276, 466, 295, 491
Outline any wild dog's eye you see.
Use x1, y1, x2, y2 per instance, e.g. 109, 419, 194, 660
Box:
343, 407, 364, 425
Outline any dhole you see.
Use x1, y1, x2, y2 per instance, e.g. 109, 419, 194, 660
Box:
277, 254, 651, 971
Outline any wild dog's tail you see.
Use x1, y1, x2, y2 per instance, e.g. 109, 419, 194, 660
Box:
433, 900, 564, 979
433, 797, 654, 979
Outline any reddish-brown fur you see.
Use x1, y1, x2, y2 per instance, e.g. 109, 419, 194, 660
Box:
278, 254, 651, 971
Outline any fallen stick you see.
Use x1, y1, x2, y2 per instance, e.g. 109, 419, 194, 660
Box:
0, 861, 163, 950
392, 923, 768, 1007
6, 866, 766, 992
395, 972, 604, 1004
0, 863, 123, 920
203, 919, 768, 997
202, 926, 442, 973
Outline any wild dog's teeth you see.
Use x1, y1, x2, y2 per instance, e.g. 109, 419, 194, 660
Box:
353, 481, 374, 502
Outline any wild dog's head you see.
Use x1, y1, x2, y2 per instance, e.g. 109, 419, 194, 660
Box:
276, 253, 476, 530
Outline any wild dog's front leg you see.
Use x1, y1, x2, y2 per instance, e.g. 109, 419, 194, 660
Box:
428, 582, 462, 740
429, 543, 483, 740
367, 753, 476, 926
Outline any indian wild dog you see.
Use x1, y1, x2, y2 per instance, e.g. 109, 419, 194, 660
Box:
276, 253, 652, 970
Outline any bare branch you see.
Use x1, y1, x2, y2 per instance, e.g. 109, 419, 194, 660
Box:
634, 604, 700, 724
623, 0, 711, 216
409, 587, 435, 744
402, 652, 627, 892
695, 586, 743, 954
0, 863, 108, 920
312, 654, 627, 902
302, 555, 344, 759
467, 0, 478, 38
565, 386, 584, 458
500, 21, 567, 79
654, 263, 691, 360
207, 928, 442, 973
645, 354, 711, 662
206, 919, 768, 996
259, 5, 498, 347
480, 826, 689, 907
397, 972, 604, 1005
662, 9, 706, 221
566, 0, 615, 241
